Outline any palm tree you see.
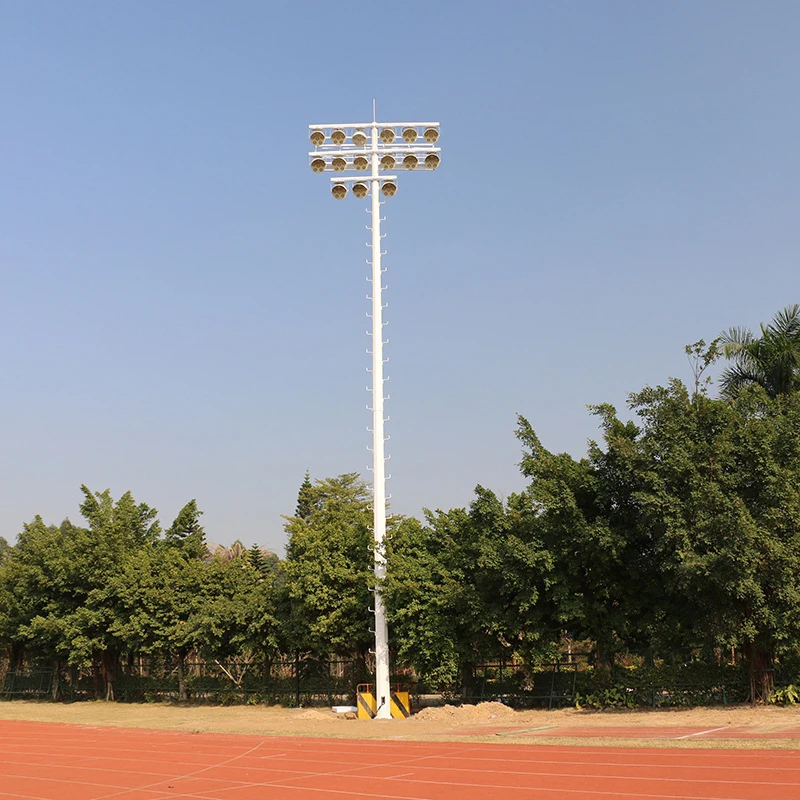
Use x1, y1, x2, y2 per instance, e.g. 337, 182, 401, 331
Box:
719, 304, 800, 399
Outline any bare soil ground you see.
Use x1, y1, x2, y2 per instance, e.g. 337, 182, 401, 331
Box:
2, 699, 799, 749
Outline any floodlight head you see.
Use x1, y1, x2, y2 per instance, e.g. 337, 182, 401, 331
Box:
331, 129, 346, 145
332, 183, 347, 199
423, 127, 439, 143
380, 128, 395, 144
310, 130, 325, 146
332, 157, 347, 172
402, 127, 418, 143
352, 130, 367, 147
354, 156, 369, 171
352, 182, 369, 199
311, 158, 326, 173
403, 154, 418, 170
381, 181, 397, 197
380, 155, 396, 170
424, 154, 440, 170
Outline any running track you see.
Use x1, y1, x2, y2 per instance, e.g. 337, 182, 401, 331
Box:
1, 720, 798, 800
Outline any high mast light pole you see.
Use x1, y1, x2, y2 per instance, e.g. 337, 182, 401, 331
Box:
307, 107, 440, 719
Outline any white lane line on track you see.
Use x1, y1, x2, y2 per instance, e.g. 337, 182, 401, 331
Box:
675, 726, 730, 740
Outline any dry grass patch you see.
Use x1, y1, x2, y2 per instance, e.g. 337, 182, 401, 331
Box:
1, 700, 798, 749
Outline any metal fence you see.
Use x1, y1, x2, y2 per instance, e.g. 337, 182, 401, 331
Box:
0, 653, 775, 709
0, 657, 372, 706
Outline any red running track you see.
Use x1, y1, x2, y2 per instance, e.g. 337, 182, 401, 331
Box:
0, 720, 798, 800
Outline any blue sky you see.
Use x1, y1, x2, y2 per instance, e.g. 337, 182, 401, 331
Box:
2, 1, 798, 551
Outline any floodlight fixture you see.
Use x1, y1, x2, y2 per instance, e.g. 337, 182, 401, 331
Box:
307, 107, 441, 720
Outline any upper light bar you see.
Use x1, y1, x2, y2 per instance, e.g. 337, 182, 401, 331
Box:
309, 122, 441, 149
309, 121, 439, 130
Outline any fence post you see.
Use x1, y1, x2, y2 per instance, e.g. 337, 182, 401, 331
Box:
295, 651, 301, 708
548, 661, 558, 710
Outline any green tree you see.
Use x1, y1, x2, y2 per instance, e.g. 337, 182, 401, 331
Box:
0, 536, 10, 564
106, 540, 280, 699
516, 412, 658, 677
630, 381, 800, 701
0, 488, 163, 699
0, 518, 77, 671
386, 488, 552, 693
281, 474, 374, 659
248, 544, 279, 576
104, 544, 205, 699
295, 471, 314, 520
165, 499, 207, 559
189, 552, 281, 673
720, 304, 800, 399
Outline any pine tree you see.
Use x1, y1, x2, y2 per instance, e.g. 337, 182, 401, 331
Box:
295, 471, 314, 520
248, 543, 267, 574
165, 500, 206, 559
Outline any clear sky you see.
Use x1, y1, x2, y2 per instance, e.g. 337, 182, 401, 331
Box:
2, 1, 798, 552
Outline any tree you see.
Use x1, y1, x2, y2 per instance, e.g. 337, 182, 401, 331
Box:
248, 544, 279, 576
0, 488, 164, 699
165, 500, 207, 559
104, 544, 206, 700
281, 474, 374, 659
106, 540, 280, 699
79, 485, 161, 550
0, 536, 10, 564
0, 518, 77, 672
386, 487, 552, 693
630, 381, 800, 701
720, 304, 800, 399
295, 471, 314, 520
516, 412, 659, 677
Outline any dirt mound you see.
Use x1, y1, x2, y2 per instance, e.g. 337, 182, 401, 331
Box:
413, 701, 517, 724
297, 709, 333, 721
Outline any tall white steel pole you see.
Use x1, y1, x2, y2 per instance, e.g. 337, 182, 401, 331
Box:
307, 113, 440, 719
369, 121, 391, 718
